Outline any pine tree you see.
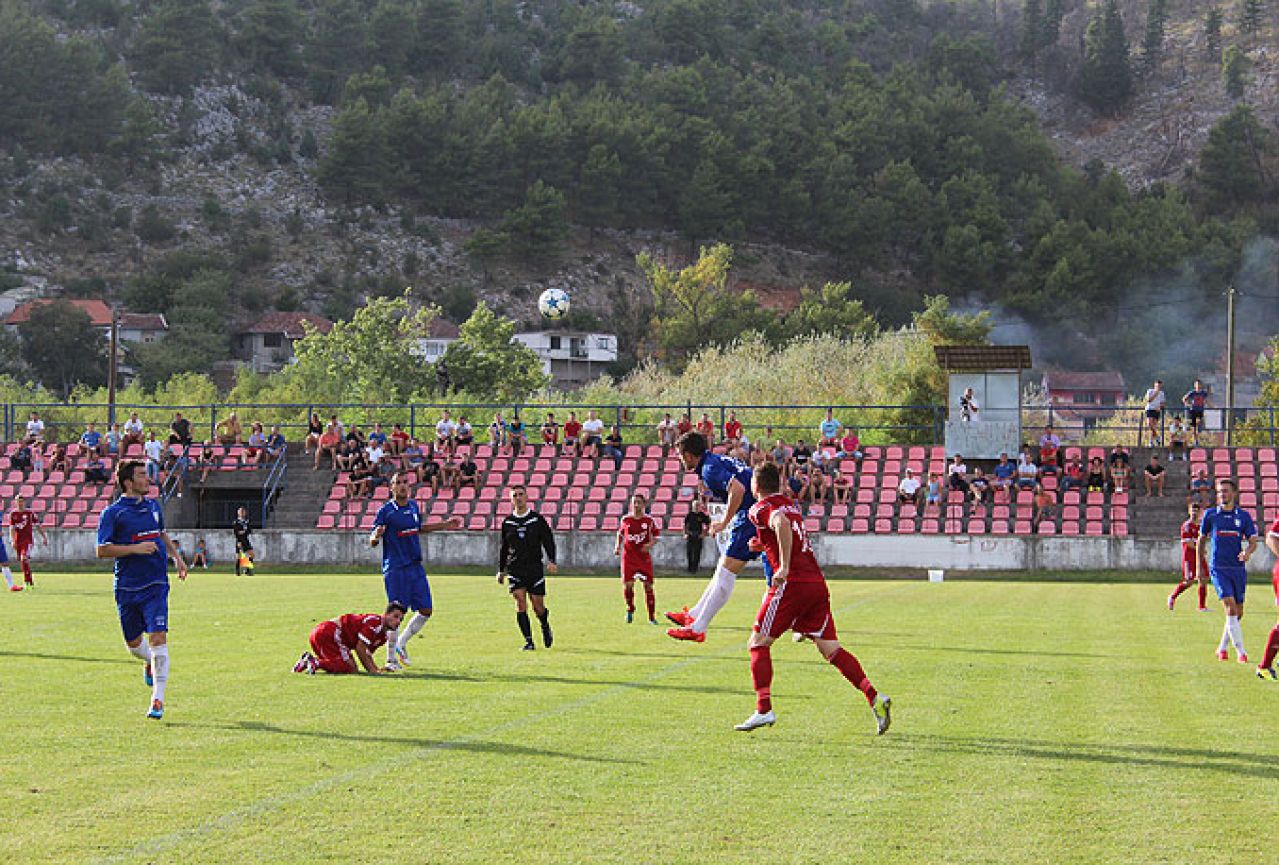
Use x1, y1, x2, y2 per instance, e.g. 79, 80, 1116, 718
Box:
1238, 0, 1265, 38
1079, 0, 1133, 116
1041, 0, 1066, 48
1141, 0, 1168, 75
1021, 0, 1044, 61
1222, 45, 1250, 98
316, 98, 392, 205
1204, 7, 1224, 60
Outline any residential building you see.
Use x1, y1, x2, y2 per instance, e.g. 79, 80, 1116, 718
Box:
235, 312, 333, 373
117, 313, 169, 345
512, 330, 618, 389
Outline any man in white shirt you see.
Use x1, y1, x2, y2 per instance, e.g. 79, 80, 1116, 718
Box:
581, 410, 605, 459
367, 442, 386, 468
1143, 379, 1166, 447
25, 412, 44, 443
897, 469, 923, 506
435, 411, 457, 454
123, 412, 145, 447
143, 432, 166, 484
657, 413, 678, 452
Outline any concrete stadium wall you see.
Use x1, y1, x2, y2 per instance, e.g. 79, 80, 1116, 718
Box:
41, 529, 1275, 575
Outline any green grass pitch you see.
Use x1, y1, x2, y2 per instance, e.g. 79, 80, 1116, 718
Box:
3, 569, 1279, 864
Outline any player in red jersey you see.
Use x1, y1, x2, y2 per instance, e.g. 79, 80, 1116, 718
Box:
9, 495, 48, 588
293, 602, 406, 674
614, 493, 660, 624
734, 463, 891, 734
1167, 502, 1209, 612
1255, 517, 1279, 679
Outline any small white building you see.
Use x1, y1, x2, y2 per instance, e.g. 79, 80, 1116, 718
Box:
512, 330, 618, 389
235, 312, 334, 373
412, 319, 461, 363
118, 313, 169, 345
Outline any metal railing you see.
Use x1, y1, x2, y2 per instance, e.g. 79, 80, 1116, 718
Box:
261, 450, 288, 527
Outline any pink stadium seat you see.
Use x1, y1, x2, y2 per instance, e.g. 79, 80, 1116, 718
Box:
856, 489, 874, 504
316, 514, 335, 529
897, 518, 916, 533
1111, 521, 1128, 536
1013, 520, 1032, 535
1258, 448, 1276, 463
803, 517, 820, 533
920, 519, 939, 534
826, 518, 846, 533
587, 487, 607, 502
967, 519, 986, 534
1038, 522, 1056, 535
579, 517, 598, 531
874, 518, 893, 533
582, 502, 601, 517
1085, 522, 1104, 536
474, 502, 493, 517
467, 517, 487, 531
61, 513, 82, 529
1239, 462, 1255, 477
853, 503, 871, 519
990, 520, 1009, 534
850, 518, 870, 533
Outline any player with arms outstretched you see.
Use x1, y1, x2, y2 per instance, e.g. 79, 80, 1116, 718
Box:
1253, 515, 1279, 679
9, 496, 47, 589
614, 493, 660, 624
294, 602, 406, 674
1197, 479, 1258, 663
666, 431, 771, 643
497, 485, 557, 650
95, 459, 188, 719
734, 463, 891, 733
1167, 502, 1209, 612
370, 471, 461, 669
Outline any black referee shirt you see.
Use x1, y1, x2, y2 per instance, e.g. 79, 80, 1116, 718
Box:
499, 510, 556, 577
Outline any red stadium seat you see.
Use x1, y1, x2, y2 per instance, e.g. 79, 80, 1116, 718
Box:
850, 518, 870, 533
990, 520, 1009, 534
1013, 520, 1033, 535
579, 517, 598, 531
920, 519, 939, 534
316, 514, 335, 529
826, 518, 846, 533
967, 519, 986, 534
874, 518, 893, 533
467, 517, 487, 531
897, 518, 916, 533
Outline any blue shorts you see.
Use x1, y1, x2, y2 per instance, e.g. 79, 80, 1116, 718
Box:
721, 519, 773, 579
1210, 567, 1247, 603
116, 583, 170, 642
384, 563, 432, 612
0, 540, 8, 564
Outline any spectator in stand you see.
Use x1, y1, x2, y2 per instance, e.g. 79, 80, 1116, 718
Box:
25, 411, 45, 445
657, 413, 678, 453
456, 450, 479, 491
830, 463, 852, 504
723, 411, 743, 447
1033, 486, 1056, 531
400, 439, 425, 483
388, 422, 410, 457
420, 447, 442, 493
105, 423, 123, 457
1143, 453, 1166, 497
603, 425, 625, 469
80, 422, 105, 459
1086, 457, 1109, 494
435, 411, 456, 455
315, 425, 341, 471
695, 412, 715, 442
1110, 459, 1132, 495
1190, 466, 1213, 506
807, 450, 831, 503
303, 412, 324, 455
562, 412, 582, 457
1038, 426, 1060, 473
144, 433, 165, 484
266, 426, 286, 461
541, 413, 560, 448
1181, 379, 1210, 446
244, 422, 268, 466
926, 473, 942, 506
367, 422, 389, 453
676, 413, 693, 438
335, 438, 361, 472
770, 438, 789, 467
947, 454, 970, 494
488, 413, 507, 451
11, 442, 32, 473
507, 415, 527, 457
345, 424, 366, 450
1167, 416, 1187, 461
1060, 456, 1086, 492
48, 442, 69, 475
365, 435, 387, 471
1015, 452, 1039, 492
169, 412, 193, 447
819, 409, 843, 448
749, 448, 766, 470
196, 441, 220, 483
969, 467, 992, 505
439, 451, 460, 488
791, 439, 813, 474
581, 410, 605, 459
838, 428, 863, 463
1142, 380, 1166, 446
85, 452, 111, 484
1108, 445, 1131, 472
122, 412, 145, 448
959, 387, 979, 422
328, 414, 345, 439
898, 468, 925, 507
992, 453, 1016, 499
455, 416, 474, 449
346, 453, 376, 498
217, 412, 243, 446
788, 461, 811, 501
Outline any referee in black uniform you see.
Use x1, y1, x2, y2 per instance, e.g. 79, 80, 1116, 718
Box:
497, 485, 557, 650
232, 506, 254, 575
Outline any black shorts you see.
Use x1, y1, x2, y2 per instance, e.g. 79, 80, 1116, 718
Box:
1188, 409, 1204, 426
507, 573, 546, 596
236, 540, 254, 553
1145, 409, 1161, 420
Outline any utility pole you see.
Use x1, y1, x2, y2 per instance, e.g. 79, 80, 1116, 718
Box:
107, 310, 119, 428
1225, 284, 1236, 446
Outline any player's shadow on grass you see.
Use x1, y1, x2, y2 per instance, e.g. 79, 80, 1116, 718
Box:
889, 734, 1279, 780
891, 643, 1115, 660
0, 649, 131, 666
483, 671, 744, 694
183, 720, 636, 764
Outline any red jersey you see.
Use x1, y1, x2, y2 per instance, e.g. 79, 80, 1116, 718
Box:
696, 420, 715, 439
334, 614, 390, 652
563, 420, 582, 440
618, 515, 659, 576
677, 419, 693, 436
724, 420, 742, 440
748, 493, 824, 583
1180, 519, 1201, 562
1270, 518, 1279, 576
9, 509, 38, 546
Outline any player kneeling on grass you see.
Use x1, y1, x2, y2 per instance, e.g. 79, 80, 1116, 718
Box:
295, 602, 406, 674
1252, 513, 1279, 680
735, 463, 891, 735
614, 493, 660, 624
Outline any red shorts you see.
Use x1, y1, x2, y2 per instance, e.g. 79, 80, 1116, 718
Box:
1182, 556, 1204, 581
309, 620, 356, 673
621, 556, 654, 582
754, 580, 836, 640
14, 542, 31, 561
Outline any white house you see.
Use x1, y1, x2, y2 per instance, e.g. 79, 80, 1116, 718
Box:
235, 312, 334, 373
118, 313, 169, 345
411, 319, 461, 363
512, 330, 618, 389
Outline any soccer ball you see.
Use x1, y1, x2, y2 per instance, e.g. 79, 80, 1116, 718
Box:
538, 288, 571, 320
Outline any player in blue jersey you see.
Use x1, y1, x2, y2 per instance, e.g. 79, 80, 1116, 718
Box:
666, 431, 771, 643
370, 470, 461, 669
1196, 478, 1259, 663
95, 459, 188, 719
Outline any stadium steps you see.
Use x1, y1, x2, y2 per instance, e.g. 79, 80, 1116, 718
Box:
1124, 446, 1192, 538
266, 447, 335, 529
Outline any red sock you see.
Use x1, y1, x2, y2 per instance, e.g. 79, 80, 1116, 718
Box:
1198, 583, 1207, 608
1170, 580, 1192, 601
829, 647, 877, 705
21, 560, 32, 585
1263, 626, 1279, 670
623, 582, 635, 613
749, 645, 773, 713
643, 583, 656, 619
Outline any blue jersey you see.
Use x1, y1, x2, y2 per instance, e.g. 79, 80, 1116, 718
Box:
1200, 506, 1257, 572
97, 495, 169, 592
699, 453, 756, 525
375, 499, 423, 571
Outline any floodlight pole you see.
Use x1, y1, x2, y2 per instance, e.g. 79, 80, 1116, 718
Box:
1225, 284, 1236, 446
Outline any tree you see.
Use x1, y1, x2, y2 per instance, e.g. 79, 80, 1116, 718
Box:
17, 301, 108, 398
1079, 0, 1133, 116
370, 0, 417, 79
437, 302, 549, 401
237, 0, 305, 78
306, 0, 368, 104
1222, 45, 1250, 98
1204, 7, 1224, 61
498, 181, 569, 260
1020, 0, 1043, 62
132, 0, 219, 95
784, 282, 879, 340
316, 98, 393, 206
1140, 0, 1168, 76
638, 244, 776, 369
1238, 0, 1265, 38
132, 269, 233, 388
1197, 104, 1273, 212
575, 145, 622, 239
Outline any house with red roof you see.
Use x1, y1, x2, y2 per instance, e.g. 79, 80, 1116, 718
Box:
4, 298, 115, 334
235, 312, 333, 373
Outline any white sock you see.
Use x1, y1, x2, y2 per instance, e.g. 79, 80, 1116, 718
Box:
385, 630, 398, 657
1219, 623, 1232, 653
397, 612, 430, 649
128, 643, 151, 663
150, 645, 169, 703
2, 566, 11, 588
690, 565, 738, 633
1228, 616, 1246, 655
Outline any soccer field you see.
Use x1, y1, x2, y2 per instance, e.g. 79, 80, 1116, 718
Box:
4, 570, 1278, 865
